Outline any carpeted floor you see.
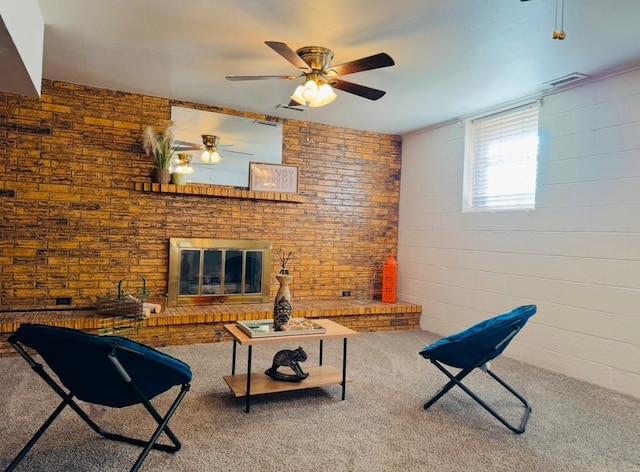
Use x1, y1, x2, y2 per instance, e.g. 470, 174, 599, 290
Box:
1, 330, 639, 471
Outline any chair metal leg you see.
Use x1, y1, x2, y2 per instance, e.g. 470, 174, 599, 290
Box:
4, 398, 68, 472
424, 360, 532, 434
484, 368, 532, 434
424, 363, 475, 410
129, 384, 190, 472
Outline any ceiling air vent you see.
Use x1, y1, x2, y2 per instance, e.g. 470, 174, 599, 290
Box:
544, 72, 589, 88
275, 103, 305, 112
253, 119, 279, 127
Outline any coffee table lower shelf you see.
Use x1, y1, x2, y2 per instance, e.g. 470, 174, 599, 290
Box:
223, 365, 352, 397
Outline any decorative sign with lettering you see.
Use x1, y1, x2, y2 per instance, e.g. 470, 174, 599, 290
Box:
249, 163, 299, 193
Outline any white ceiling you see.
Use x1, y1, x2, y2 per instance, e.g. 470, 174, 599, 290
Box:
27, 0, 640, 135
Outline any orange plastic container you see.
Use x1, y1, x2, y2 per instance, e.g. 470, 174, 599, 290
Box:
382, 254, 398, 303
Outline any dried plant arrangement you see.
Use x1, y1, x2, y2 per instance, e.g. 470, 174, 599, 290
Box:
279, 250, 293, 274
142, 125, 175, 169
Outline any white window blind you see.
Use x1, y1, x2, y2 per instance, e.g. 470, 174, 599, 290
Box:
465, 103, 539, 211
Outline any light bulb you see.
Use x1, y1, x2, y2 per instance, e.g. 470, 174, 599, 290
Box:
316, 83, 337, 106
301, 80, 319, 101
291, 85, 306, 105
209, 151, 222, 164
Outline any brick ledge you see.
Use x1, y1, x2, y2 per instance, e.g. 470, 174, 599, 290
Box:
0, 300, 422, 355
0, 299, 421, 334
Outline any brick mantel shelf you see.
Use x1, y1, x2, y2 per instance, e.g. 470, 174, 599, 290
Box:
134, 182, 306, 203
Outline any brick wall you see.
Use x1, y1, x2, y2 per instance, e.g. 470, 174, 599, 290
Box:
0, 80, 401, 311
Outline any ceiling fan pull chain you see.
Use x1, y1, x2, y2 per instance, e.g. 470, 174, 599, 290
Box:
553, 0, 566, 40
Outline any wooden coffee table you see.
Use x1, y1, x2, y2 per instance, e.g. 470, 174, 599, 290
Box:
223, 318, 358, 413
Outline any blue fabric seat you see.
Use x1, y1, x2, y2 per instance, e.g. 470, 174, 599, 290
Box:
5, 323, 192, 471
419, 305, 537, 433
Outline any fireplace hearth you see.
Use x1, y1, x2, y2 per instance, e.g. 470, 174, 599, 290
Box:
168, 238, 272, 307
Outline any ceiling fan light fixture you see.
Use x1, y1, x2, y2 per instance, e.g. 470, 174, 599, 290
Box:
200, 149, 222, 164
175, 163, 194, 174
199, 134, 223, 164
291, 77, 337, 108
172, 153, 195, 174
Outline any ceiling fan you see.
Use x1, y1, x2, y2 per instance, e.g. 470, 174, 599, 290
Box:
173, 134, 253, 166
226, 41, 395, 107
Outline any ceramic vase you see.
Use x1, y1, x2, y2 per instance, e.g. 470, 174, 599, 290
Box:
273, 272, 292, 331
382, 254, 398, 303
171, 172, 187, 186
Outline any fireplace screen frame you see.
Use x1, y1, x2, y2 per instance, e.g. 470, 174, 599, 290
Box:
168, 238, 272, 307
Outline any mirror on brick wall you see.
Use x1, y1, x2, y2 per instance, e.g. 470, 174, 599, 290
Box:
170, 106, 283, 187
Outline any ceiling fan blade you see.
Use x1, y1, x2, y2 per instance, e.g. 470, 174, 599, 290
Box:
265, 41, 310, 71
329, 53, 395, 76
223, 149, 253, 156
332, 79, 386, 101
173, 140, 202, 151
287, 99, 306, 108
226, 75, 297, 81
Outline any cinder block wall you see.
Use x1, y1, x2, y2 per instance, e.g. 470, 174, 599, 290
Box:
398, 67, 640, 399
0, 80, 402, 311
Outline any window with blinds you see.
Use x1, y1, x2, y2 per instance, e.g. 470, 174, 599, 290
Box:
463, 103, 539, 211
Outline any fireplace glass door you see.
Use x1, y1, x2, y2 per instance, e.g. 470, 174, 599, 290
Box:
169, 239, 272, 306
178, 249, 264, 297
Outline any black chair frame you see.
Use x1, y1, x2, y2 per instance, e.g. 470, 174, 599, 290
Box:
423, 324, 531, 434
5, 333, 190, 472
420, 306, 536, 434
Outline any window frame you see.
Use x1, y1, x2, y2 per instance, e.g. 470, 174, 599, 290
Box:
462, 102, 540, 212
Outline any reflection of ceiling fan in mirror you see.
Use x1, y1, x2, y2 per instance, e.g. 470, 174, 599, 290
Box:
226, 41, 395, 108
173, 134, 253, 166
173, 153, 195, 175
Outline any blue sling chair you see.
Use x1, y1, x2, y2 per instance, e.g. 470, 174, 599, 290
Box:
419, 305, 537, 434
5, 323, 192, 472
